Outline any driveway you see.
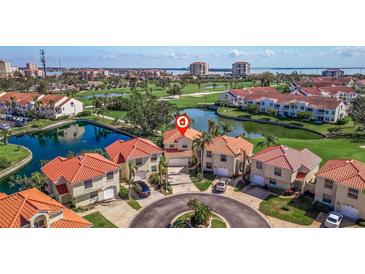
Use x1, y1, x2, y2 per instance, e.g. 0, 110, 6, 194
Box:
168, 166, 199, 193
129, 192, 271, 228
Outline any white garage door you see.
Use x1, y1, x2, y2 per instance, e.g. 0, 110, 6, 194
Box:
214, 168, 229, 177
135, 171, 147, 181
103, 187, 116, 200
168, 158, 189, 166
252, 175, 265, 186
340, 205, 359, 220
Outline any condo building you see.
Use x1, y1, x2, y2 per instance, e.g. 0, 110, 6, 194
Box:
189, 61, 209, 76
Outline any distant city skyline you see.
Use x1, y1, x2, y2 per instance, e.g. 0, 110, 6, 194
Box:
1, 46, 365, 68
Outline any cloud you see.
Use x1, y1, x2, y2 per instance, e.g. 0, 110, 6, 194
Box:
229, 49, 247, 57
332, 46, 365, 57
263, 49, 275, 57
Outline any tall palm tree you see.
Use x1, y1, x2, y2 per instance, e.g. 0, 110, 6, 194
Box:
158, 156, 168, 191
127, 161, 137, 199
257, 134, 280, 147
187, 198, 212, 226
220, 122, 233, 135
207, 119, 219, 137
0, 128, 12, 145
192, 131, 212, 176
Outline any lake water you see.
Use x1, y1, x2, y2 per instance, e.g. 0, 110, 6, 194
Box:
181, 108, 323, 140
0, 121, 131, 194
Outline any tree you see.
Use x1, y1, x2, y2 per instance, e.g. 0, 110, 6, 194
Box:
220, 122, 233, 135
9, 172, 47, 192
267, 107, 278, 117
125, 90, 177, 136
296, 111, 312, 121
247, 103, 260, 114
192, 131, 212, 176
127, 161, 137, 199
260, 72, 276, 86
212, 82, 217, 92
0, 128, 12, 145
257, 134, 280, 147
208, 119, 219, 137
187, 198, 212, 227
349, 96, 365, 126
158, 155, 168, 192
167, 83, 182, 97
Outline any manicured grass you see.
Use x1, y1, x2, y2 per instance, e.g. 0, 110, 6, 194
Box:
0, 144, 30, 171
174, 212, 227, 228
170, 93, 221, 109
189, 172, 215, 191
218, 107, 357, 134
127, 199, 142, 210
11, 118, 56, 135
259, 194, 320, 225
211, 218, 227, 228
251, 137, 365, 166
105, 110, 127, 120
83, 211, 117, 228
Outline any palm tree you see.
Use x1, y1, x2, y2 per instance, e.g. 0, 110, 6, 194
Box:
158, 156, 168, 192
192, 131, 212, 176
208, 119, 219, 137
127, 161, 137, 199
0, 128, 12, 145
220, 122, 233, 135
257, 134, 280, 147
187, 198, 212, 227
238, 133, 251, 142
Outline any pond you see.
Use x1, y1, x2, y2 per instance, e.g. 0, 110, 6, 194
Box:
0, 121, 131, 194
181, 108, 323, 140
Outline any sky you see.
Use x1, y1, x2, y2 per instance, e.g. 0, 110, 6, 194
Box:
1, 46, 365, 68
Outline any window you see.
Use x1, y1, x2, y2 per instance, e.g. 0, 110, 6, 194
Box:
151, 165, 157, 172
135, 158, 143, 166
206, 151, 212, 158
182, 144, 188, 149
274, 167, 282, 177
324, 179, 333, 190
348, 188, 359, 200
206, 162, 212, 169
322, 194, 332, 204
106, 172, 114, 180
34, 219, 45, 228
84, 180, 92, 189
269, 179, 276, 185
169, 144, 174, 148
90, 191, 98, 199
220, 155, 227, 162
151, 154, 157, 161
256, 161, 263, 169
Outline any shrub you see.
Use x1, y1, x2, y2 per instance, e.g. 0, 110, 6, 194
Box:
76, 110, 92, 117
296, 111, 312, 121
149, 173, 160, 186
336, 117, 350, 125
118, 185, 129, 199
282, 205, 290, 211
56, 115, 70, 121
260, 117, 271, 121
267, 108, 278, 117
247, 104, 259, 114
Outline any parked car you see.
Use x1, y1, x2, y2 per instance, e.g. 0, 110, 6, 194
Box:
0, 124, 11, 130
324, 212, 343, 228
133, 181, 151, 198
214, 178, 230, 192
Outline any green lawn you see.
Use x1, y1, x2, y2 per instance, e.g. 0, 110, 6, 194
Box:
251, 137, 365, 165
11, 118, 57, 135
105, 110, 127, 120
259, 194, 320, 225
218, 107, 358, 134
0, 144, 30, 171
127, 199, 142, 210
83, 211, 117, 228
211, 218, 227, 228
170, 93, 221, 109
174, 212, 227, 228
189, 172, 215, 191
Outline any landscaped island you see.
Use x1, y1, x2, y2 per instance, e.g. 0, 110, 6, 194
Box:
0, 144, 30, 173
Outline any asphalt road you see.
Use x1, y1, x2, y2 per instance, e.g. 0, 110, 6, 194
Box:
129, 193, 271, 228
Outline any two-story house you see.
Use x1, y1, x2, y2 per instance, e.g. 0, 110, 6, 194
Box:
250, 145, 321, 192
163, 127, 201, 166
0, 188, 91, 228
105, 137, 163, 180
314, 159, 365, 221
41, 153, 120, 208
203, 135, 254, 177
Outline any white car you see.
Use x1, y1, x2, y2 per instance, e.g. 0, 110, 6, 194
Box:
214, 178, 230, 192
324, 212, 343, 228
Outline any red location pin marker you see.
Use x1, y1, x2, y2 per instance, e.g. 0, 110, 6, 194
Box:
175, 114, 191, 136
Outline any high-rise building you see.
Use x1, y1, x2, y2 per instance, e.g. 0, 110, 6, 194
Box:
232, 61, 250, 77
0, 60, 12, 74
322, 68, 344, 78
189, 61, 209, 76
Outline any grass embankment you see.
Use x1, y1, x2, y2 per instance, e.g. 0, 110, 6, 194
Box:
218, 107, 358, 134
83, 211, 117, 228
0, 144, 30, 171
127, 199, 142, 210
259, 194, 320, 225
251, 137, 365, 165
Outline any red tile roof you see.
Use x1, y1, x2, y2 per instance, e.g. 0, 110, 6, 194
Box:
205, 136, 254, 157
318, 86, 356, 95
0, 188, 90, 228
252, 145, 321, 171
41, 153, 119, 184
300, 87, 322, 96
163, 128, 201, 144
39, 95, 66, 105
316, 160, 365, 190
105, 137, 163, 164
0, 92, 40, 105
164, 149, 193, 158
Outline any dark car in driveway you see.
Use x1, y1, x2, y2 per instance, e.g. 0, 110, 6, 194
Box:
133, 181, 151, 198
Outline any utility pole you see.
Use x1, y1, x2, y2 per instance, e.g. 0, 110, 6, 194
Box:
40, 49, 47, 78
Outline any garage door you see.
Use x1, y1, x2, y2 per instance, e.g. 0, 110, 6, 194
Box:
168, 158, 189, 166
135, 171, 147, 181
340, 205, 359, 220
214, 168, 229, 177
103, 187, 116, 200
252, 175, 265, 186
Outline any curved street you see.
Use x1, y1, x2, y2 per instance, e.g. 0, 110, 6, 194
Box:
129, 192, 271, 228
